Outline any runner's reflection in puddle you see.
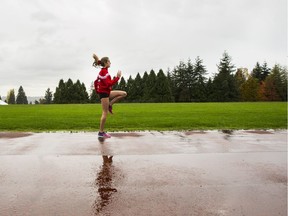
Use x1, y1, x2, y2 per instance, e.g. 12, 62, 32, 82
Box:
93, 137, 117, 215
221, 129, 234, 140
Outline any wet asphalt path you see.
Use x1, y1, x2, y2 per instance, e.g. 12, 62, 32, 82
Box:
0, 130, 287, 216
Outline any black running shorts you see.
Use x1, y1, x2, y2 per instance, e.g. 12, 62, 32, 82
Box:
98, 93, 110, 99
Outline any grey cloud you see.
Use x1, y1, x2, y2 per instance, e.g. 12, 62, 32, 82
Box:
0, 0, 286, 96
31, 11, 58, 23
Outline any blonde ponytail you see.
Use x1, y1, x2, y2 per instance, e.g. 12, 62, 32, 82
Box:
92, 53, 110, 68
92, 53, 101, 67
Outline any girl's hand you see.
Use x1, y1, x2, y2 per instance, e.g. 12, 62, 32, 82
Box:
117, 70, 122, 78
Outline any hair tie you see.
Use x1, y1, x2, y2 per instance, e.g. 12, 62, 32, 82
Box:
98, 60, 101, 65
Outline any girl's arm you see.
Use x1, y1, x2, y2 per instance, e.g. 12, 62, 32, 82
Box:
106, 75, 120, 87
105, 70, 122, 87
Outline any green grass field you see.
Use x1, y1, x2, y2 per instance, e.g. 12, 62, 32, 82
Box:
0, 102, 286, 132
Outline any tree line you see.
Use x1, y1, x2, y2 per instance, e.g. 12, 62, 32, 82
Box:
110, 52, 286, 102
3, 51, 287, 104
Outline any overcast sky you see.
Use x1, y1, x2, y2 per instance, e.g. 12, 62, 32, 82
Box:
0, 0, 286, 97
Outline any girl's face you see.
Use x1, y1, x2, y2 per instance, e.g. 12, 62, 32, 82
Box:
105, 59, 111, 68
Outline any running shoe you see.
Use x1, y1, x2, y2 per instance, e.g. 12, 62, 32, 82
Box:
109, 105, 113, 114
98, 132, 111, 138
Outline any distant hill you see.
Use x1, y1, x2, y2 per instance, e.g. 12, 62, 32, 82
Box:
27, 97, 43, 104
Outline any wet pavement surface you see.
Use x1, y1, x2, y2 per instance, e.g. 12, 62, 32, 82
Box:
0, 130, 287, 216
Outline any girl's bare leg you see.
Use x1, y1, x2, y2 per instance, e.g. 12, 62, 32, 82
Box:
109, 90, 127, 106
100, 98, 109, 132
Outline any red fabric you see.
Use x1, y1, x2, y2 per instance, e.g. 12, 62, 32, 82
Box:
94, 67, 119, 94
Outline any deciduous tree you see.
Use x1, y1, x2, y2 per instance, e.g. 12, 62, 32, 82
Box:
7, 89, 15, 104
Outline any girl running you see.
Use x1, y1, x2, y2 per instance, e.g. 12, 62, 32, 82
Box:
93, 54, 127, 138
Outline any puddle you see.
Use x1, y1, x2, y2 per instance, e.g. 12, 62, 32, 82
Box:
111, 132, 143, 138
185, 131, 207, 135
246, 130, 274, 134
0, 132, 33, 139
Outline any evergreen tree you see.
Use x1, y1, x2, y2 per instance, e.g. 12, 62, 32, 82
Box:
166, 69, 175, 102
261, 62, 271, 81
72, 80, 81, 103
16, 86, 28, 104
212, 51, 238, 101
206, 78, 214, 101
142, 71, 149, 102
112, 80, 119, 90
280, 66, 287, 101
192, 56, 207, 101
126, 76, 134, 102
118, 77, 127, 92
185, 59, 194, 102
146, 70, 157, 102
53, 79, 88, 104
169, 57, 209, 102
65, 80, 89, 104
129, 73, 143, 102
66, 79, 74, 103
90, 81, 98, 103
7, 89, 15, 104
154, 69, 173, 102
252, 62, 271, 82
44, 88, 53, 104
251, 62, 262, 81
172, 61, 189, 102
54, 79, 66, 104
80, 82, 89, 103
